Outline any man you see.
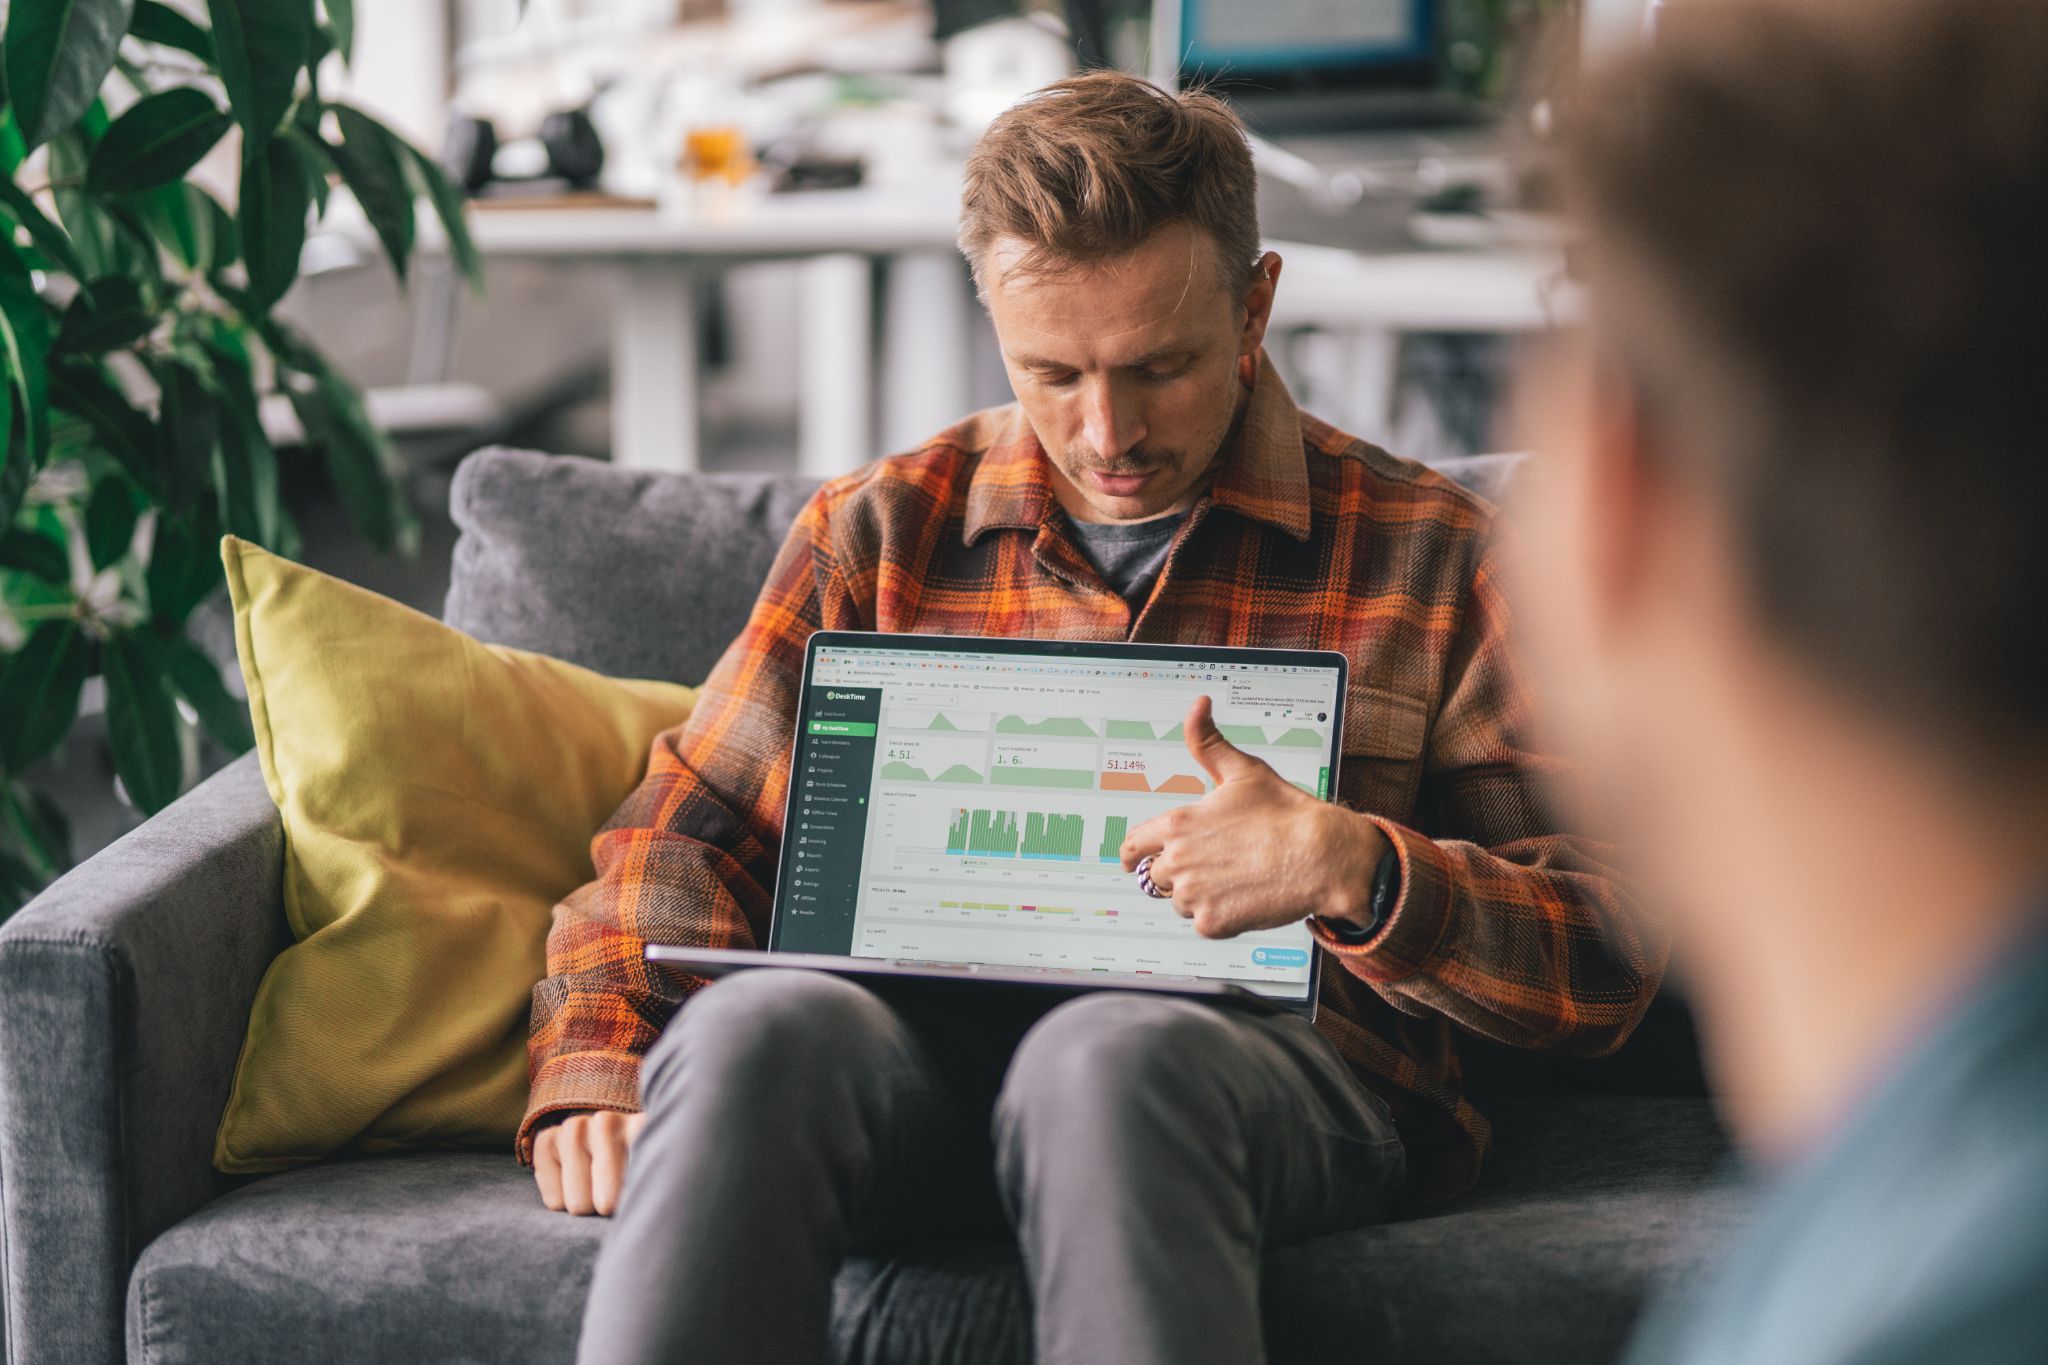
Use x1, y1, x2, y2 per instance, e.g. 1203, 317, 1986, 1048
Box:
1514, 1, 2048, 1361
525, 73, 1653, 1365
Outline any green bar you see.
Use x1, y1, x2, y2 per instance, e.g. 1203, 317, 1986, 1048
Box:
808, 719, 876, 736
1317, 767, 1331, 800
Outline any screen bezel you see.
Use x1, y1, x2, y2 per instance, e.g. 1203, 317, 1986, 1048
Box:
769, 631, 1350, 1016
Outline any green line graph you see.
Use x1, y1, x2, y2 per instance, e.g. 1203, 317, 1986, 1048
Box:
995, 715, 1098, 738
1104, 719, 1185, 742
879, 760, 984, 784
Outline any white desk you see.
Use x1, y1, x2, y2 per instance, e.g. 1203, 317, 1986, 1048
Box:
464, 192, 1565, 473
467, 185, 969, 473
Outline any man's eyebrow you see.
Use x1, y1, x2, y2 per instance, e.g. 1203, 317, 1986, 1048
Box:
1009, 347, 1197, 372
1128, 347, 1196, 368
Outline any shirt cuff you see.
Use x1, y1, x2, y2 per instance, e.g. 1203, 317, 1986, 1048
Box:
516, 1049, 645, 1166
1306, 815, 1455, 983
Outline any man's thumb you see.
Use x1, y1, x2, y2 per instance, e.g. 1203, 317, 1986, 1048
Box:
1184, 696, 1269, 786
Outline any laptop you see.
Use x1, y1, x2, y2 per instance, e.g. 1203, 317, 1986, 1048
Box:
646, 632, 1350, 1018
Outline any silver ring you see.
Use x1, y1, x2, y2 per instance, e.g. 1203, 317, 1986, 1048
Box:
1136, 853, 1170, 899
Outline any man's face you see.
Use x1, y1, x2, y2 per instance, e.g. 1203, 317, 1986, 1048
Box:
982, 224, 1278, 523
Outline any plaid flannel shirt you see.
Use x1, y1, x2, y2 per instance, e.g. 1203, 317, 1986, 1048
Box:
521, 352, 1659, 1200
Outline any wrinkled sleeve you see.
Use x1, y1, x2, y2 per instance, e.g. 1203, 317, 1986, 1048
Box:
518, 492, 861, 1161
1310, 545, 1664, 1056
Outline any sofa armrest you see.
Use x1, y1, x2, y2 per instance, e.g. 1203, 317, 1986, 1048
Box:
0, 753, 286, 1365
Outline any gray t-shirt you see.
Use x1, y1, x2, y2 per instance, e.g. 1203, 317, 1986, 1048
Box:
1626, 906, 2048, 1365
1064, 512, 1186, 610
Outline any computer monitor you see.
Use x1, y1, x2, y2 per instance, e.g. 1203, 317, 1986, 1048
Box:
1160, 0, 1433, 81
1152, 0, 1469, 132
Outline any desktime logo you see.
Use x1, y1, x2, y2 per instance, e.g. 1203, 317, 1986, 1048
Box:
826, 691, 870, 701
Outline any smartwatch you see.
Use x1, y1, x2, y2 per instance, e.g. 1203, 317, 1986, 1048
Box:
1318, 847, 1400, 945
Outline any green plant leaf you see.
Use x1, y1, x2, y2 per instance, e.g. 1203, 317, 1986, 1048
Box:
1, 781, 74, 881
84, 475, 141, 568
152, 355, 218, 512
0, 382, 17, 530
3, 0, 137, 150
280, 122, 334, 217
0, 528, 67, 581
44, 119, 131, 281
328, 103, 415, 284
47, 360, 162, 497
144, 501, 222, 624
237, 132, 313, 310
129, 178, 197, 267
86, 86, 232, 194
141, 629, 251, 753
157, 182, 237, 275
0, 248, 55, 505
0, 176, 94, 284
130, 0, 213, 60
286, 364, 414, 554
102, 629, 183, 812
322, 0, 353, 67
0, 108, 26, 175
0, 621, 91, 777
213, 379, 281, 546
204, 0, 312, 145
55, 276, 153, 353
402, 140, 483, 293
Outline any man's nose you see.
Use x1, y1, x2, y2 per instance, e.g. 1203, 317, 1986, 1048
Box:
1078, 378, 1146, 462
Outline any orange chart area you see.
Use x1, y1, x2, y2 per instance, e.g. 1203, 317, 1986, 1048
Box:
1099, 771, 1207, 795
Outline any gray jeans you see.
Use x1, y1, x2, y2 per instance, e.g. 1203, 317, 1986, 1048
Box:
574, 968, 1405, 1365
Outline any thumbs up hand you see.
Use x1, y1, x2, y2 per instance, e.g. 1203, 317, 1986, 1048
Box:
1119, 697, 1386, 940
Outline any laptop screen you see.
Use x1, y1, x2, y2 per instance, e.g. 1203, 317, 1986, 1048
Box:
771, 633, 1348, 1005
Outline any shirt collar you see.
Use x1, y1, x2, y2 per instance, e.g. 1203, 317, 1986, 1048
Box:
962, 348, 1313, 546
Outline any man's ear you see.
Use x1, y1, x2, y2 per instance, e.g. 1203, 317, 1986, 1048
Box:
1239, 251, 1282, 356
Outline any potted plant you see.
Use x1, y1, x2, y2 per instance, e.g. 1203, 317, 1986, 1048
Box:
0, 0, 482, 913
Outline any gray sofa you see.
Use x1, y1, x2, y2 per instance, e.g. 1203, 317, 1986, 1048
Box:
0, 447, 1744, 1365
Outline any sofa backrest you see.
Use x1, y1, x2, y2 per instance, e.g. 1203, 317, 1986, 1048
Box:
445, 448, 823, 682
441, 446, 1525, 684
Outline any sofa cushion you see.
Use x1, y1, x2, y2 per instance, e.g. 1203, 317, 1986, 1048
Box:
212, 538, 698, 1173
129, 1095, 1742, 1365
444, 447, 822, 684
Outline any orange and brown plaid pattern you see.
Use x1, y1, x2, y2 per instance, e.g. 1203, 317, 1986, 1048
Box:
521, 352, 1658, 1200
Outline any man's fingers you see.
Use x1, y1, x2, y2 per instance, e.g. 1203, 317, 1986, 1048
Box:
589, 1112, 627, 1216
557, 1116, 595, 1216
1184, 695, 1271, 786
1120, 815, 1170, 870
532, 1127, 564, 1211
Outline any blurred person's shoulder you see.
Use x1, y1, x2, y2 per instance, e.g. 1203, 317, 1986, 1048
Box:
1637, 920, 2048, 1365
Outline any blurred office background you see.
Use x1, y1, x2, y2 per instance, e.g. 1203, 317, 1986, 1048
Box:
287, 0, 1654, 591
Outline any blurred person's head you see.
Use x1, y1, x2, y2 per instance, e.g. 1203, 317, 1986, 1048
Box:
959, 72, 1281, 522
1513, 0, 2048, 1152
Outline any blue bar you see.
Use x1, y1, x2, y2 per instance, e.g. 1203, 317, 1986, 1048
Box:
1251, 947, 1310, 968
